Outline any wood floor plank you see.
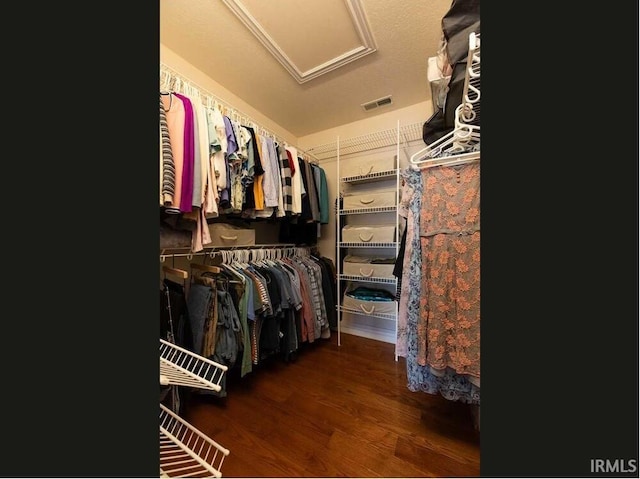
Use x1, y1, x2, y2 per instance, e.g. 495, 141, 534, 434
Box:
394, 435, 480, 477
328, 429, 435, 478
206, 414, 308, 477
182, 333, 480, 477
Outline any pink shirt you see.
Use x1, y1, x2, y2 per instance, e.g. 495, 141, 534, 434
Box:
161, 94, 185, 212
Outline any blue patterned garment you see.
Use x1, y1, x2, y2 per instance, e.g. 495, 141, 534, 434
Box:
402, 167, 480, 405
346, 286, 396, 301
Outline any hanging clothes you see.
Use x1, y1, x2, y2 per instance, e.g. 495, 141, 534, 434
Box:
215, 115, 238, 212
159, 95, 176, 208
220, 268, 252, 377
207, 105, 228, 208
210, 288, 243, 398
191, 99, 212, 210
254, 136, 282, 217
297, 157, 313, 222
160, 278, 193, 350
242, 265, 271, 363
202, 104, 219, 218
182, 94, 203, 210
161, 93, 185, 215
254, 265, 283, 356
250, 127, 266, 212
303, 159, 321, 222
419, 162, 480, 379
311, 163, 330, 224
159, 70, 333, 249
240, 126, 257, 212
313, 255, 337, 330
244, 126, 264, 212
160, 277, 193, 416
398, 166, 480, 404
285, 145, 303, 215
277, 143, 293, 216
213, 250, 334, 365
186, 278, 215, 357
173, 93, 196, 213
270, 262, 299, 359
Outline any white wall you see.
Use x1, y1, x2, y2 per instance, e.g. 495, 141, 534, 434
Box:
298, 101, 432, 151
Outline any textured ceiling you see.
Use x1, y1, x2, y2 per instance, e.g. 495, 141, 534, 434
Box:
160, 0, 452, 137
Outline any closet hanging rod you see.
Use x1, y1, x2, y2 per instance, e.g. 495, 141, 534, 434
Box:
163, 243, 297, 252
160, 244, 302, 261
159, 62, 320, 164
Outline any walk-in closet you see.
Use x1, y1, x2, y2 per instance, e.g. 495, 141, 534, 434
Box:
160, 0, 480, 476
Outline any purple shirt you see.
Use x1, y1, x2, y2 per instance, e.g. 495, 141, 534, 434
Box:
223, 115, 238, 155
174, 93, 195, 213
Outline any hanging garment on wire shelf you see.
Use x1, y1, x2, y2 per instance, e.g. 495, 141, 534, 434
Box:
395, 166, 480, 404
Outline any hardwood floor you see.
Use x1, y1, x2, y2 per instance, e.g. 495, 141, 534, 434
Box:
183, 333, 480, 477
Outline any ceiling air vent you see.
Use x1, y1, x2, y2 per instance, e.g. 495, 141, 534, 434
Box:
361, 95, 392, 112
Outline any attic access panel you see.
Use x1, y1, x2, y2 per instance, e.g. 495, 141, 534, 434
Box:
222, 0, 377, 83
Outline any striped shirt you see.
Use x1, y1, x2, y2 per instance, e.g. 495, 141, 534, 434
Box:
277, 143, 293, 216
159, 95, 175, 206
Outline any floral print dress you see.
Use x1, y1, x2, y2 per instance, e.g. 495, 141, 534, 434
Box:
400, 166, 480, 404
419, 162, 480, 378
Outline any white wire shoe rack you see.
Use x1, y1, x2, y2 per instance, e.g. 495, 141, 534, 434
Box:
159, 339, 230, 478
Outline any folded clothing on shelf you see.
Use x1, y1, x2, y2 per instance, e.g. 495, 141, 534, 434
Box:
345, 286, 396, 302
344, 255, 395, 264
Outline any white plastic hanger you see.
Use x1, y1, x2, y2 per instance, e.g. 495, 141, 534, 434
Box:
409, 120, 480, 169
411, 32, 480, 171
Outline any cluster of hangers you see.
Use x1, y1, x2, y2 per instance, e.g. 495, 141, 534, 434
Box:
410, 32, 481, 169
159, 63, 319, 165
159, 243, 302, 262
212, 246, 311, 264
161, 245, 313, 286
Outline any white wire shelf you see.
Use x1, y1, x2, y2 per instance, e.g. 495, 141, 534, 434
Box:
339, 206, 397, 215
306, 122, 423, 160
340, 169, 398, 184
337, 305, 397, 321
339, 242, 397, 248
160, 339, 228, 392
160, 403, 230, 478
338, 274, 397, 284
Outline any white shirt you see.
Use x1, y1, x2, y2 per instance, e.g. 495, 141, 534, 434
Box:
286, 145, 303, 214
